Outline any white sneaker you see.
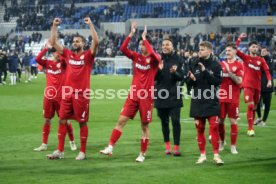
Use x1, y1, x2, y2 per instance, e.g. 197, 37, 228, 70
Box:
259, 121, 266, 127
219, 141, 226, 152
196, 154, 207, 164
231, 145, 238, 154
247, 130, 255, 137
75, 152, 86, 160
213, 155, 224, 165
100, 145, 113, 156
135, 153, 145, 163
70, 141, 77, 151
34, 143, 47, 151
47, 150, 64, 159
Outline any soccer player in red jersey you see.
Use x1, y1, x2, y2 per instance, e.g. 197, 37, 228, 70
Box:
236, 33, 272, 136
33, 41, 76, 152
47, 17, 99, 160
218, 43, 243, 154
100, 23, 160, 162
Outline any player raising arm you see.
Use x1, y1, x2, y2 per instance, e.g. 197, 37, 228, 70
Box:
100, 23, 160, 162
236, 33, 271, 136
33, 41, 76, 152
47, 17, 99, 160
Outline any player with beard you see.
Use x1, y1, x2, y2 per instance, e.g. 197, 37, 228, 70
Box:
236, 33, 272, 136
47, 17, 99, 160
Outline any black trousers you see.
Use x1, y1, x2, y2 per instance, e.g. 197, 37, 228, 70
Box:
17, 69, 21, 80
3, 69, 7, 81
31, 66, 37, 76
157, 107, 181, 145
256, 92, 272, 122
0, 68, 2, 83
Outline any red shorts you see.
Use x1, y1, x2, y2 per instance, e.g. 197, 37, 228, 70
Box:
43, 97, 61, 119
120, 97, 153, 123
59, 93, 90, 123
243, 87, 260, 104
220, 102, 239, 119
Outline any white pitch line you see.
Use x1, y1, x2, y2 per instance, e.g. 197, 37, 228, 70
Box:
180, 110, 276, 128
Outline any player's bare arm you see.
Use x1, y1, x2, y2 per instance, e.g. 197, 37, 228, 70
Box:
84, 17, 99, 57
129, 22, 137, 38
142, 25, 147, 41
50, 18, 64, 54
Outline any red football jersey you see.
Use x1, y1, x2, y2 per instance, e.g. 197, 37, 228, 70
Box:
36, 48, 66, 97
219, 60, 243, 104
120, 36, 161, 100
236, 40, 271, 90
62, 48, 94, 92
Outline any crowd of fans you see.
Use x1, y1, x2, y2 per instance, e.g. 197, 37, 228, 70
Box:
2, 0, 276, 31
1, 29, 276, 84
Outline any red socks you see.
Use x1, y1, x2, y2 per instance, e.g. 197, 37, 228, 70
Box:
165, 141, 171, 151
231, 124, 238, 146
109, 129, 122, 146
141, 138, 149, 153
247, 104, 255, 130
218, 122, 225, 143
58, 123, 67, 152
42, 123, 51, 144
66, 123, 74, 142
80, 125, 88, 153
196, 119, 206, 154
174, 145, 179, 152
208, 116, 219, 154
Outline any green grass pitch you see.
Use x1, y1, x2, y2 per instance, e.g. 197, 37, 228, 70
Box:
0, 75, 275, 184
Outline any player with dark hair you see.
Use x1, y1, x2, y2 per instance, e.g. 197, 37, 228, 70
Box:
155, 38, 184, 156
255, 47, 274, 126
47, 17, 99, 160
33, 41, 76, 152
236, 33, 272, 136
100, 23, 161, 162
218, 42, 243, 154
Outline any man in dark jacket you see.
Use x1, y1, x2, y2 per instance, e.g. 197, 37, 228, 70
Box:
0, 50, 8, 85
22, 51, 32, 83
155, 38, 184, 156
255, 47, 274, 126
186, 41, 223, 165
8, 51, 19, 85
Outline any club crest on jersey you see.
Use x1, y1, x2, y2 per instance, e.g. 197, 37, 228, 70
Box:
245, 96, 249, 101
146, 58, 151, 64
232, 66, 237, 72
56, 63, 61, 68
80, 55, 84, 60
257, 61, 261, 65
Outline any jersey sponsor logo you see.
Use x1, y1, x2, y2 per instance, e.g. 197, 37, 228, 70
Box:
135, 63, 150, 70
69, 59, 85, 66
47, 69, 62, 75
248, 63, 260, 71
